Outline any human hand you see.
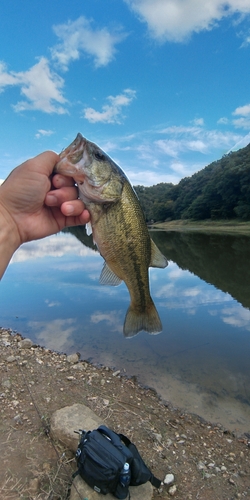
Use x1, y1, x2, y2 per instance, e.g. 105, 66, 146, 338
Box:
0, 150, 90, 248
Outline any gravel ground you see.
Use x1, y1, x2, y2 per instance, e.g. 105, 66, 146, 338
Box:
0, 327, 250, 500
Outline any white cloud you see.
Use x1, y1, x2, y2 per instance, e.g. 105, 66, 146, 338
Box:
192, 117, 204, 126
233, 117, 250, 129
217, 117, 229, 125
233, 103, 250, 116
127, 168, 180, 185
155, 125, 242, 156
124, 0, 250, 42
51, 16, 126, 70
45, 299, 60, 307
0, 61, 17, 89
35, 129, 54, 139
232, 103, 250, 129
0, 57, 67, 114
83, 89, 136, 124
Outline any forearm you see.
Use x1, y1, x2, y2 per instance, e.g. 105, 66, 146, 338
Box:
0, 207, 20, 279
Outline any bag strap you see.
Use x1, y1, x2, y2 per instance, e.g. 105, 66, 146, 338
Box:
98, 425, 125, 451
119, 433, 162, 489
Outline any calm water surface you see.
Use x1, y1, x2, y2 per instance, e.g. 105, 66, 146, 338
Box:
1, 229, 250, 434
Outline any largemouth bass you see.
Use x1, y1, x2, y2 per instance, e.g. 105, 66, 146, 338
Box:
55, 133, 168, 337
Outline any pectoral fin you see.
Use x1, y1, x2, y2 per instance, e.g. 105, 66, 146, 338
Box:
99, 262, 122, 286
86, 222, 92, 236
150, 239, 168, 268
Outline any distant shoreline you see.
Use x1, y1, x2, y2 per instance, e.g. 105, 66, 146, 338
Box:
149, 219, 250, 234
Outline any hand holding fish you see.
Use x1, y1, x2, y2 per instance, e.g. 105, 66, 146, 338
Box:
0, 150, 90, 278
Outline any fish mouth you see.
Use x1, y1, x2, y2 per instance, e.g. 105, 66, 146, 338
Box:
54, 133, 88, 180
60, 133, 86, 161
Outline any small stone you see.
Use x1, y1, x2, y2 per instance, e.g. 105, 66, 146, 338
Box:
153, 433, 162, 443
197, 461, 206, 471
67, 376, 75, 381
221, 466, 227, 472
67, 353, 80, 364
164, 473, 175, 486
113, 370, 120, 377
72, 363, 87, 371
6, 355, 16, 363
13, 414, 23, 424
229, 477, 236, 485
28, 477, 40, 494
18, 338, 33, 349
100, 379, 105, 386
204, 473, 212, 479
168, 484, 177, 496
208, 463, 215, 468
2, 379, 11, 389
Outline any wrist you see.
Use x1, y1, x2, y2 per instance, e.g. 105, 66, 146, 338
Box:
0, 202, 21, 278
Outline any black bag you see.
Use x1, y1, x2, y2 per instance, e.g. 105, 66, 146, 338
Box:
74, 425, 161, 498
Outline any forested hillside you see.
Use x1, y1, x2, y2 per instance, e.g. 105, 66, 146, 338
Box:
134, 143, 250, 222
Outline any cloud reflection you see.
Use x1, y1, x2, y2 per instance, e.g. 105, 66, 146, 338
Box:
155, 262, 232, 313
221, 306, 250, 331
91, 310, 123, 333
11, 233, 97, 263
28, 318, 77, 351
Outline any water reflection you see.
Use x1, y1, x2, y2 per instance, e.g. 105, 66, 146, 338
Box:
151, 230, 250, 309
1, 229, 250, 434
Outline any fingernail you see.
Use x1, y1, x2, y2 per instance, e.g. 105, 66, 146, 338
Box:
65, 204, 74, 214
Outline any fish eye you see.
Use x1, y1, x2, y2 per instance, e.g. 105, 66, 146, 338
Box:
94, 152, 106, 161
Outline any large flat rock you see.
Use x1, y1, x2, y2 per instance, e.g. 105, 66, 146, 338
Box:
70, 474, 153, 500
50, 403, 102, 452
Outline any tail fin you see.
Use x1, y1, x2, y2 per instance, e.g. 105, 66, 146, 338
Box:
123, 300, 162, 338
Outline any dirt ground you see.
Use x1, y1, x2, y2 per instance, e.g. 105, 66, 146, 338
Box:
0, 327, 250, 500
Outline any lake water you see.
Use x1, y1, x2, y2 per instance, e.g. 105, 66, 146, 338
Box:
1, 229, 250, 434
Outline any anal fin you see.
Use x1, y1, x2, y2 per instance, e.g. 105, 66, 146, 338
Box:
99, 262, 122, 286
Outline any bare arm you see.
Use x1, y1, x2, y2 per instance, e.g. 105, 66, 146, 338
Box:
0, 151, 90, 278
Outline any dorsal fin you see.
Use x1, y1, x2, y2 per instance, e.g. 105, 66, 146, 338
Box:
150, 239, 168, 268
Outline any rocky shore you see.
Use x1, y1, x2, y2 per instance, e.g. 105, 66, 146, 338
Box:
0, 327, 250, 499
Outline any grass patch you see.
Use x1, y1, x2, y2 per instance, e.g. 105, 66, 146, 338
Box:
150, 219, 250, 235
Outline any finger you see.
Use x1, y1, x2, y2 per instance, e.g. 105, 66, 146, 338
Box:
64, 209, 91, 227
60, 199, 89, 218
26, 151, 60, 176
52, 174, 76, 189
45, 186, 79, 206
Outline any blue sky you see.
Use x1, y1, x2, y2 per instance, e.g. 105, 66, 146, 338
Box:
1, 0, 250, 186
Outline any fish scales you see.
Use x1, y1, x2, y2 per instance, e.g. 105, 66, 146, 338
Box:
55, 133, 168, 337
94, 180, 151, 312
